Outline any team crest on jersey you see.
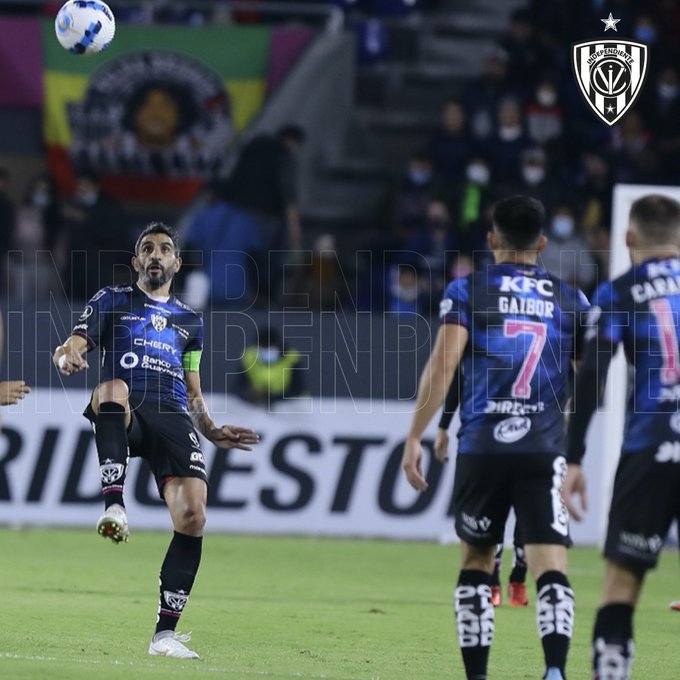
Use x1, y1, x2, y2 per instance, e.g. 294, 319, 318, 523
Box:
150, 313, 167, 332
572, 36, 648, 126
163, 589, 188, 611
100, 459, 124, 484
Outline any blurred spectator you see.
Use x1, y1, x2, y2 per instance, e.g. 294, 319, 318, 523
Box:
641, 64, 680, 181
224, 124, 306, 305
8, 174, 61, 301
464, 47, 520, 140
237, 326, 306, 407
406, 200, 459, 312
540, 203, 597, 294
183, 199, 261, 309
0, 168, 16, 293
57, 172, 128, 301
576, 151, 613, 235
428, 98, 475, 182
452, 156, 495, 260
386, 264, 422, 315
525, 74, 564, 146
303, 234, 344, 311
608, 111, 659, 184
501, 8, 547, 87
390, 151, 445, 243
512, 147, 560, 214
484, 98, 530, 185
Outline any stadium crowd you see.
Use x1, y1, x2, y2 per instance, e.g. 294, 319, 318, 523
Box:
0, 0, 679, 310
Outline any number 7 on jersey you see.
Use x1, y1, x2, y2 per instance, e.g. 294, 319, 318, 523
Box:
504, 320, 548, 399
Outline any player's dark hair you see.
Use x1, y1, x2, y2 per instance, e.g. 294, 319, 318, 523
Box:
630, 194, 680, 245
135, 222, 180, 256
492, 195, 545, 249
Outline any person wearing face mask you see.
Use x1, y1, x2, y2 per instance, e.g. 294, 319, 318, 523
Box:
237, 326, 306, 407
59, 171, 129, 301
514, 148, 560, 214
539, 204, 597, 295
526, 75, 564, 146
390, 151, 446, 244
485, 98, 530, 185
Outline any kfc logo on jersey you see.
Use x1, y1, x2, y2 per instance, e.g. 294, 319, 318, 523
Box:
150, 314, 167, 332
493, 416, 531, 443
499, 276, 553, 297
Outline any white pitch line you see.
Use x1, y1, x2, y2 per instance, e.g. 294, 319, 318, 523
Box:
0, 653, 366, 679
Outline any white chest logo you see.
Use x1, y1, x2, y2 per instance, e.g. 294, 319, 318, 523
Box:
150, 314, 167, 332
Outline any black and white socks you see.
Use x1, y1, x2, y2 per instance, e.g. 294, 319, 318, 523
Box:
536, 571, 575, 678
95, 402, 129, 509
592, 603, 634, 680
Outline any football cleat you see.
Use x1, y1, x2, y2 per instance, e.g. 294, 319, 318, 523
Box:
148, 630, 199, 659
508, 581, 529, 607
96, 503, 129, 543
491, 584, 502, 607
670, 600, 680, 611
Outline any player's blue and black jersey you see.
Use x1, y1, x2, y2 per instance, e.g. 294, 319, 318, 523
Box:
568, 257, 680, 461
71, 284, 203, 410
440, 262, 589, 456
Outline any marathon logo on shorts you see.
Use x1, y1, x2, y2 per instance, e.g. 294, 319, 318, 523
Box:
163, 589, 188, 612
572, 33, 648, 126
100, 459, 124, 484
619, 531, 663, 556
493, 416, 531, 444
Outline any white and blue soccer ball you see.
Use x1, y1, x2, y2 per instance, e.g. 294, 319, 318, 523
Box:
55, 0, 116, 55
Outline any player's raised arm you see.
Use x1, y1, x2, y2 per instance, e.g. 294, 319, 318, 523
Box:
184, 369, 260, 451
53, 334, 90, 375
403, 323, 468, 491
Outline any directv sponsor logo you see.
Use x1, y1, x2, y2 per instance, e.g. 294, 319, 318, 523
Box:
493, 416, 531, 443
485, 400, 545, 415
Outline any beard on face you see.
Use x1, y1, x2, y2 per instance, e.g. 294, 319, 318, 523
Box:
140, 262, 171, 290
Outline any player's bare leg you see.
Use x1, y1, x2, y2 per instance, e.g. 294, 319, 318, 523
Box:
148, 477, 206, 659
591, 561, 644, 680
525, 544, 573, 680
91, 379, 131, 543
455, 542, 496, 680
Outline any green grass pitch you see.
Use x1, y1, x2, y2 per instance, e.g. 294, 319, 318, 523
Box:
1, 529, 679, 679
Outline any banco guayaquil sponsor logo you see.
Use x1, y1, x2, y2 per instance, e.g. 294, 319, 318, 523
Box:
572, 13, 648, 126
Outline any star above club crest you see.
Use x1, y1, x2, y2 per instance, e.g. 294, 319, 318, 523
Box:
601, 13, 621, 32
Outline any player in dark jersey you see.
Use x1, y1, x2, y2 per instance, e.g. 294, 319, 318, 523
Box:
563, 194, 680, 680
52, 222, 259, 659
436, 371, 529, 608
403, 195, 588, 680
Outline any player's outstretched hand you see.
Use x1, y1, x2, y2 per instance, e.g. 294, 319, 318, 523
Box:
0, 380, 30, 405
53, 347, 89, 375
209, 425, 260, 451
562, 463, 587, 522
434, 427, 450, 463
402, 436, 428, 492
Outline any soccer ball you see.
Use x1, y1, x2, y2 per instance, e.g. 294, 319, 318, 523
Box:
55, 0, 116, 55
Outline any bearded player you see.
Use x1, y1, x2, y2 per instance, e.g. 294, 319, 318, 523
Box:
53, 222, 259, 659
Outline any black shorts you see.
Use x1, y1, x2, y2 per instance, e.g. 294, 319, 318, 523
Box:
84, 394, 208, 498
452, 453, 571, 548
604, 448, 680, 571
